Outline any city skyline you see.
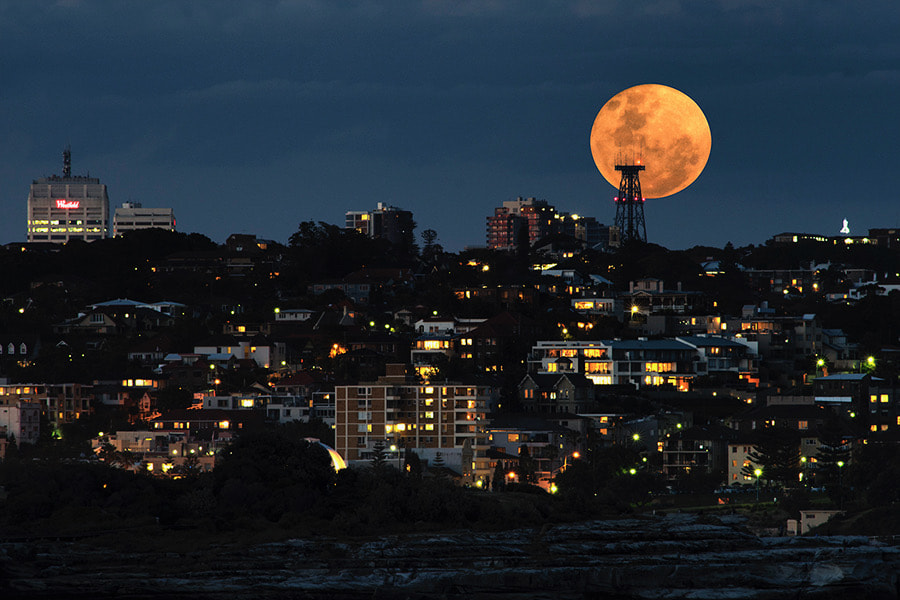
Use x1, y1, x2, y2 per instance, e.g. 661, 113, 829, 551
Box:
2, 2, 898, 251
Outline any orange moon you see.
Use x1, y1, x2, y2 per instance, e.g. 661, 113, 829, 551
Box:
590, 84, 711, 198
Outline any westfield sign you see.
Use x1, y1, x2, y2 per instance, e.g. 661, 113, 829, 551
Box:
55, 199, 80, 209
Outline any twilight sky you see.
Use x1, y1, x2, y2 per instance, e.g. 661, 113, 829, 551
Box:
2, 1, 899, 251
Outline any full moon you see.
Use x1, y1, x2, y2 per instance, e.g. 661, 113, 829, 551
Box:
590, 84, 711, 199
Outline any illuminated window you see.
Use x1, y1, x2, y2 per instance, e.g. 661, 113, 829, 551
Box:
425, 424, 434, 431
219, 420, 230, 429
508, 434, 519, 442
385, 425, 393, 433
881, 394, 890, 403
585, 362, 611, 373
424, 387, 434, 394
798, 421, 808, 430
240, 398, 254, 408
424, 411, 435, 419
871, 395, 878, 403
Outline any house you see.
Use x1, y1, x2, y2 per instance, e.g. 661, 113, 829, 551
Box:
622, 278, 708, 316
661, 423, 737, 481
518, 372, 594, 414
0, 382, 92, 429
0, 398, 41, 445
485, 413, 576, 488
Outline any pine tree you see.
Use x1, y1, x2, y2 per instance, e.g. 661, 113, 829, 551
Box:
518, 444, 536, 484
814, 416, 851, 502
741, 426, 801, 488
371, 440, 387, 471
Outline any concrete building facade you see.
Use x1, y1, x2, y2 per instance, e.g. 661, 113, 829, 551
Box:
334, 364, 492, 482
27, 148, 109, 243
113, 202, 176, 236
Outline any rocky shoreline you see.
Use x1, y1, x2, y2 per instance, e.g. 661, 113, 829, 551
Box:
2, 514, 898, 599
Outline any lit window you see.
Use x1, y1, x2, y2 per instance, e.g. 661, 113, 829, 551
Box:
881, 394, 890, 403
219, 420, 230, 429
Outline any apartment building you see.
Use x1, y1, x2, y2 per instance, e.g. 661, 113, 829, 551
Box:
334, 364, 493, 482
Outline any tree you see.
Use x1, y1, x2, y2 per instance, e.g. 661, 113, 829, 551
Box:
404, 448, 423, 479
741, 426, 801, 488
814, 417, 851, 491
492, 460, 507, 491
518, 444, 536, 484
371, 440, 387, 472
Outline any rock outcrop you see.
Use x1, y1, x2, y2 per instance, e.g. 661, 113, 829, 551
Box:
2, 513, 898, 599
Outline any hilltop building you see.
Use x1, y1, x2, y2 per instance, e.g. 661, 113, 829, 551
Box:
345, 202, 416, 252
113, 202, 175, 236
27, 147, 109, 243
486, 197, 618, 250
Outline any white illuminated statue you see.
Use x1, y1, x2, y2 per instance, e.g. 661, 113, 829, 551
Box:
840, 219, 850, 235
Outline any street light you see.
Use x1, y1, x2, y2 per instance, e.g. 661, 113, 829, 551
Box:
837, 460, 845, 510
754, 468, 763, 501
389, 444, 402, 471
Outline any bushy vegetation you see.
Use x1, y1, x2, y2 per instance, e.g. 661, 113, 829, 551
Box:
0, 427, 605, 543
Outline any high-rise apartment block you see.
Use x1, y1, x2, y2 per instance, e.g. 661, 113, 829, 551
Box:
27, 148, 109, 243
113, 202, 176, 236
486, 197, 619, 250
334, 364, 492, 481
345, 202, 416, 251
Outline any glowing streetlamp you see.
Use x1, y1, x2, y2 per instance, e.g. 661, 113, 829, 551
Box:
754, 468, 763, 501
389, 444, 402, 470
837, 460, 845, 510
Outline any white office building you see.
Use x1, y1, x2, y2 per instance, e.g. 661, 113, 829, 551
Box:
113, 202, 176, 236
27, 148, 109, 243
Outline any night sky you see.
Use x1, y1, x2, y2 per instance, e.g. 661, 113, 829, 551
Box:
2, 1, 898, 251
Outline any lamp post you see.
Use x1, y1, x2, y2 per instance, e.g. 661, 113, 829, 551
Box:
837, 460, 845, 510
390, 444, 402, 471
754, 468, 763, 502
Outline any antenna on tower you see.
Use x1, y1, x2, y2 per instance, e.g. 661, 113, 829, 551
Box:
62, 145, 72, 178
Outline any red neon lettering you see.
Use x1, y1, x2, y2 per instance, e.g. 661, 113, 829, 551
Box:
55, 200, 80, 209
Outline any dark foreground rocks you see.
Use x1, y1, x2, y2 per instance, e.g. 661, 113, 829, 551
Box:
2, 513, 898, 599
